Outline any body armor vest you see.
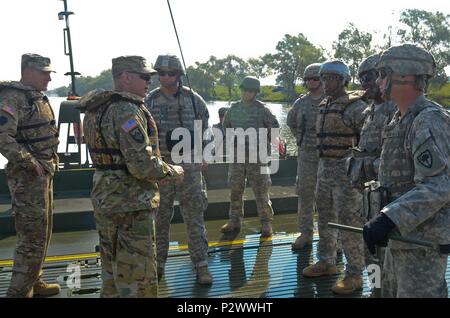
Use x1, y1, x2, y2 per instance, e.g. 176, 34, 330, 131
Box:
145, 87, 199, 157
359, 101, 396, 154
292, 94, 323, 150
0, 82, 59, 160
316, 93, 362, 158
83, 91, 159, 170
379, 103, 439, 202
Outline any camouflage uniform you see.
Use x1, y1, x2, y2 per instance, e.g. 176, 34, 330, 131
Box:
223, 97, 279, 226
287, 93, 324, 240
82, 56, 179, 298
0, 56, 59, 298
364, 44, 450, 298
315, 91, 368, 275
145, 85, 210, 270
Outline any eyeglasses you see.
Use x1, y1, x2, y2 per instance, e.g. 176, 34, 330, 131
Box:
305, 77, 320, 82
320, 74, 339, 82
138, 74, 152, 82
158, 70, 178, 77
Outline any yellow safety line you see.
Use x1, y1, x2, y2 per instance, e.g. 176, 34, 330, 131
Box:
0, 233, 299, 267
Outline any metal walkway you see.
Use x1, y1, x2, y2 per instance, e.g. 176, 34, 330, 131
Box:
0, 233, 379, 298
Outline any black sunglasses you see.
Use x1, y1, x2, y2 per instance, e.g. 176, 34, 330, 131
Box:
138, 74, 152, 82
158, 70, 178, 77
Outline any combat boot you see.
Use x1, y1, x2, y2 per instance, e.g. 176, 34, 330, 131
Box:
33, 279, 61, 297
302, 260, 337, 277
260, 223, 273, 238
196, 266, 212, 285
291, 233, 313, 250
331, 274, 363, 295
220, 220, 241, 233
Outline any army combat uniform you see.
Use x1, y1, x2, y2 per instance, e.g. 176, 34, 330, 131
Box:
145, 86, 210, 271
0, 81, 59, 297
378, 96, 450, 298
82, 87, 177, 298
223, 98, 279, 228
315, 92, 368, 276
287, 93, 324, 242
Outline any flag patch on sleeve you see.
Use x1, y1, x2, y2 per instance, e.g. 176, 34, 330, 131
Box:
121, 117, 138, 132
1, 104, 15, 118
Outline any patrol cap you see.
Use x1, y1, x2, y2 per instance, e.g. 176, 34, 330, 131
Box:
112, 55, 157, 77
218, 107, 228, 116
21, 53, 55, 72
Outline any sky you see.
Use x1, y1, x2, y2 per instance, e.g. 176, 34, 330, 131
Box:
0, 0, 448, 89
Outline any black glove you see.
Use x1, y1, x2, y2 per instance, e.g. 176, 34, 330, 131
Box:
363, 213, 396, 254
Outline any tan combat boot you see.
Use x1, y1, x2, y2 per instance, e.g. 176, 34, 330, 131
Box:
220, 220, 241, 233
291, 233, 313, 250
196, 266, 212, 285
33, 279, 61, 297
302, 260, 337, 277
331, 274, 363, 295
260, 223, 273, 238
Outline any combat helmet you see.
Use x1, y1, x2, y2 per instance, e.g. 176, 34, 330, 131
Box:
358, 54, 380, 78
303, 63, 322, 79
239, 76, 260, 92
319, 60, 351, 82
154, 54, 185, 75
376, 44, 435, 77
218, 107, 228, 116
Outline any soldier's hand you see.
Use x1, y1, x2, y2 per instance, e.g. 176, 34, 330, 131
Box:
363, 213, 396, 254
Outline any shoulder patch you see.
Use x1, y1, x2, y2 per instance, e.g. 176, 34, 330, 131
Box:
129, 127, 145, 143
1, 104, 16, 118
121, 117, 138, 132
0, 116, 8, 125
417, 150, 433, 168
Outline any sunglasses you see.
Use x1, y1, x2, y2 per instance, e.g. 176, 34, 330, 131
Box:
305, 77, 320, 82
158, 70, 178, 77
138, 74, 152, 82
320, 74, 339, 82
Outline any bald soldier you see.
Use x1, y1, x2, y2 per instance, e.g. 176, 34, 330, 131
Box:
81, 56, 183, 298
0, 54, 60, 297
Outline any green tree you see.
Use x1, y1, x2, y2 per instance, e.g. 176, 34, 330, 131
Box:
333, 23, 375, 83
398, 9, 450, 86
247, 57, 272, 79
216, 55, 248, 100
267, 34, 324, 101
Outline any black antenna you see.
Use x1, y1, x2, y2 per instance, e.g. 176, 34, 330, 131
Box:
58, 0, 80, 96
166, 0, 194, 93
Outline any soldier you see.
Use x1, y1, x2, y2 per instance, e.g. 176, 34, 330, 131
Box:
144, 55, 212, 285
211, 107, 228, 160
220, 76, 280, 237
81, 55, 184, 298
0, 54, 60, 297
347, 54, 396, 192
287, 63, 325, 250
302, 61, 368, 295
363, 44, 450, 298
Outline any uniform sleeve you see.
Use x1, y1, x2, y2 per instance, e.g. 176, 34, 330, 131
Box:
382, 111, 450, 235
115, 103, 174, 181
195, 93, 210, 149
286, 100, 300, 137
0, 92, 37, 169
348, 100, 369, 132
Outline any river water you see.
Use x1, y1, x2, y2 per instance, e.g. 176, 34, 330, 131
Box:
0, 97, 297, 168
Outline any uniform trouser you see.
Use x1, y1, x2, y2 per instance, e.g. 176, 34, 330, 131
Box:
315, 159, 365, 275
95, 209, 158, 298
6, 170, 53, 298
296, 148, 319, 238
382, 247, 448, 298
156, 166, 209, 269
228, 163, 274, 224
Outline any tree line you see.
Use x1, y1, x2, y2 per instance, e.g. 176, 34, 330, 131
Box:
51, 9, 449, 103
